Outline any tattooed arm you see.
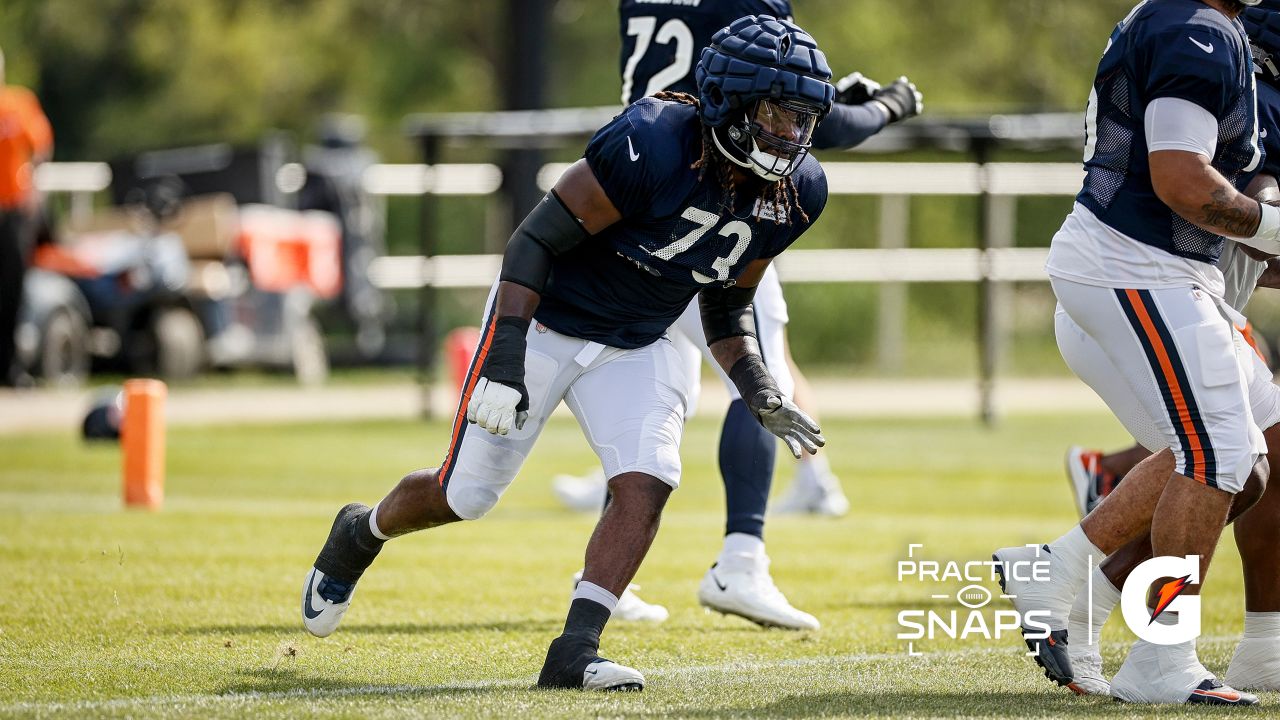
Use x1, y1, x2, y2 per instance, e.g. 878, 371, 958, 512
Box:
1148, 150, 1262, 237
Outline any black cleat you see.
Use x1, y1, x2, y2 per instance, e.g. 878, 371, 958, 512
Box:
992, 548, 1074, 687
537, 635, 645, 691
302, 503, 383, 637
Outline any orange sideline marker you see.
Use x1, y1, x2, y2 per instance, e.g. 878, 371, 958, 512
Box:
443, 327, 481, 400
122, 379, 166, 509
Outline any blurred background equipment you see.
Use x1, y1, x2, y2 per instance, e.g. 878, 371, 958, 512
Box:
0, 44, 54, 387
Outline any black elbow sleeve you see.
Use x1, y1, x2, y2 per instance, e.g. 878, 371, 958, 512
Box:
699, 284, 759, 345
499, 190, 590, 294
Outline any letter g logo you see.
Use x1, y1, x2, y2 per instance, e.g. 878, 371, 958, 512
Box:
1120, 555, 1200, 645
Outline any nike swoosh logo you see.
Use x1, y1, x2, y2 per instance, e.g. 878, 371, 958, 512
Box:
584, 669, 599, 675
303, 569, 325, 619
712, 573, 728, 592
1189, 36, 1214, 54
626, 136, 640, 162
1193, 689, 1241, 702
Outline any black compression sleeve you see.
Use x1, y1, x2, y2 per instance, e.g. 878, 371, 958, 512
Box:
811, 102, 888, 150
699, 284, 759, 345
728, 353, 782, 417
480, 316, 531, 411
499, 190, 590, 294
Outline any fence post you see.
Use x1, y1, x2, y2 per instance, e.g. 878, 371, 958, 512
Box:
417, 134, 442, 419
877, 194, 909, 373
982, 192, 1017, 425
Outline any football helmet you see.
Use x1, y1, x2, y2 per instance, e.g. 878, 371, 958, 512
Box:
1244, 1, 1280, 83
695, 15, 834, 181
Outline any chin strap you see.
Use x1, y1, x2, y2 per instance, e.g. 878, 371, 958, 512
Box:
710, 124, 798, 182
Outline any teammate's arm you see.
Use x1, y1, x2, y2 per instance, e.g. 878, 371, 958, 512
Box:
811, 75, 922, 150
467, 161, 620, 435
700, 258, 824, 458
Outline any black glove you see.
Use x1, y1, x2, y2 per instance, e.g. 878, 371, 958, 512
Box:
872, 76, 924, 124
469, 316, 531, 432
834, 72, 881, 106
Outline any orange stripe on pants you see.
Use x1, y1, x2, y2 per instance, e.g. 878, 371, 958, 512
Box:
439, 313, 499, 485
1123, 289, 1208, 484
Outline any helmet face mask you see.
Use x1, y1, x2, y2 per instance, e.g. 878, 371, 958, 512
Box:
714, 98, 822, 182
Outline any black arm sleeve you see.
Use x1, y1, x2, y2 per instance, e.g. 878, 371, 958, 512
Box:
811, 101, 889, 150
498, 190, 590, 294
699, 284, 759, 345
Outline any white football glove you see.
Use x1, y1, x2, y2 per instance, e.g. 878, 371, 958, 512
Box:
834, 71, 882, 105
466, 377, 528, 435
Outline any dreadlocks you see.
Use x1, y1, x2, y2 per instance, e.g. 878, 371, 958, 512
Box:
651, 91, 809, 226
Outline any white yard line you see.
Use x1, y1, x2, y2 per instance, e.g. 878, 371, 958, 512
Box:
0, 378, 1106, 436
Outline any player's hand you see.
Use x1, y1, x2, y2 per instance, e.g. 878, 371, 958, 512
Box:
754, 394, 825, 458
466, 377, 529, 435
834, 71, 881, 106
872, 77, 924, 124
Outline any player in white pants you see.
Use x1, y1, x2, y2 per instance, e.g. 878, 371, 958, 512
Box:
554, 264, 844, 629
993, 0, 1273, 705
1055, 5, 1280, 698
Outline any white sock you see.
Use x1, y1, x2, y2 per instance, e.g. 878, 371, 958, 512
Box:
794, 454, 832, 491
1069, 565, 1121, 645
1048, 525, 1104, 591
368, 502, 390, 541
572, 580, 619, 613
1244, 611, 1280, 639
720, 532, 765, 564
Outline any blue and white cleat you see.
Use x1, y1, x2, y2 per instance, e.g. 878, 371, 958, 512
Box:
302, 567, 357, 638
301, 502, 382, 638
993, 544, 1075, 688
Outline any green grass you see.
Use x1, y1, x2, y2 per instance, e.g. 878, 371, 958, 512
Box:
0, 412, 1269, 718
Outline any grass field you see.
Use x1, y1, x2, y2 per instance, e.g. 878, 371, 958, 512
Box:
0, 411, 1269, 718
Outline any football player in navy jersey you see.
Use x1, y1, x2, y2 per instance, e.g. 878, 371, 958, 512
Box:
1059, 3, 1280, 697
994, 0, 1275, 705
550, 0, 923, 630
300, 16, 833, 691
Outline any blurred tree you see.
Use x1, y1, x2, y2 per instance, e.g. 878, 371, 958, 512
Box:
0, 0, 1138, 160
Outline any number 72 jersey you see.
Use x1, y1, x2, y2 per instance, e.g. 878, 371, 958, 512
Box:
619, 0, 793, 106
533, 98, 827, 350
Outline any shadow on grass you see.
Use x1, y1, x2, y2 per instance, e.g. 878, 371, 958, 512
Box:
688, 691, 1266, 718
215, 667, 528, 697
186, 619, 561, 636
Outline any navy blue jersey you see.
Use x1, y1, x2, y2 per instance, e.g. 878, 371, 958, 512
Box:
534, 98, 827, 349
1078, 0, 1262, 264
619, 0, 792, 105
1255, 80, 1280, 179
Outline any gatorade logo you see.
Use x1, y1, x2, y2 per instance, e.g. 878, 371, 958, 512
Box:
1120, 555, 1201, 645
